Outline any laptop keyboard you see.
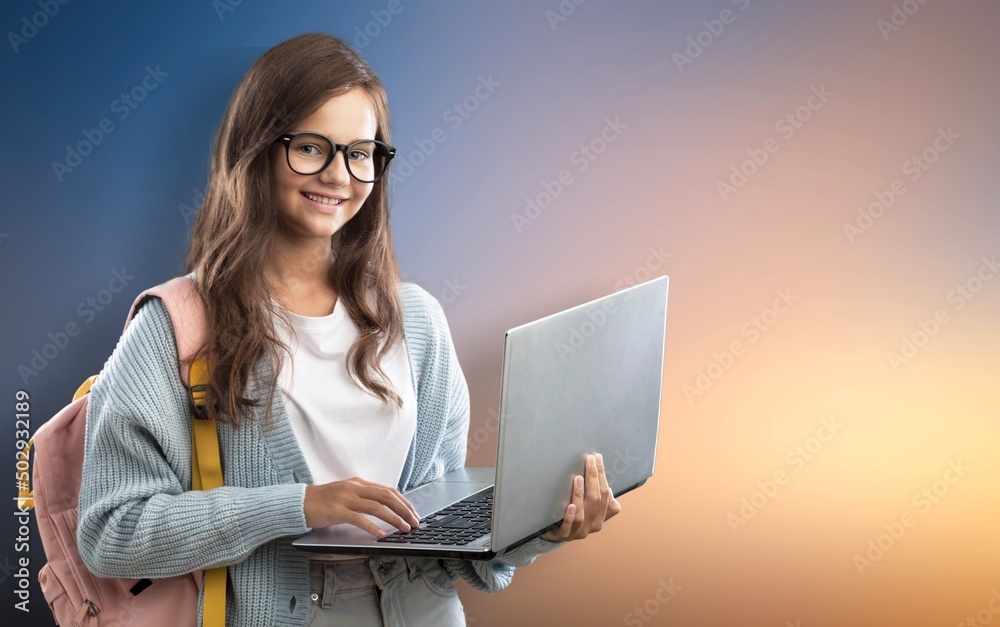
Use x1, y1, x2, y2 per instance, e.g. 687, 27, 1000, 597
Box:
377, 487, 493, 546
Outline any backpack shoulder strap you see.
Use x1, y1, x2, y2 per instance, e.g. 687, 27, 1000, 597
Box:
124, 276, 228, 623
125, 275, 208, 387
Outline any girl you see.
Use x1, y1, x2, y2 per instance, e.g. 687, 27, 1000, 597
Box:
78, 32, 620, 626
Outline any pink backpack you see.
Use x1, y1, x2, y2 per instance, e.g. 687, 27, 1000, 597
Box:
19, 276, 227, 626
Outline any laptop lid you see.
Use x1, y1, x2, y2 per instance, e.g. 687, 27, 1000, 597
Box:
491, 275, 668, 552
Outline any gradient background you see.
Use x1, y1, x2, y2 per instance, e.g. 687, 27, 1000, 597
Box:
2, 1, 998, 625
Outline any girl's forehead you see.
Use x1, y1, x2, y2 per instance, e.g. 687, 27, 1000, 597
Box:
293, 88, 377, 139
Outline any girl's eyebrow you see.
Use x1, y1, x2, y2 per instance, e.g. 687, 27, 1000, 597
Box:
290, 130, 376, 142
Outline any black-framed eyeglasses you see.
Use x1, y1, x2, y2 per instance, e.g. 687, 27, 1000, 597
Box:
275, 132, 396, 183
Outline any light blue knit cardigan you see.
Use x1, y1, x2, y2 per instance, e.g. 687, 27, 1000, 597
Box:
78, 279, 563, 626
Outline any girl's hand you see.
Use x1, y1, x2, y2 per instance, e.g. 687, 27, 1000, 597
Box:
304, 477, 422, 537
540, 453, 622, 542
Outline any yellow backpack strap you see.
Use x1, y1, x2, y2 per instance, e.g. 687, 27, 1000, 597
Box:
188, 355, 227, 626
74, 375, 99, 401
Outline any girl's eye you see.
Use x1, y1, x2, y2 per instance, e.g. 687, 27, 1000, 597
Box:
349, 150, 371, 161
296, 144, 322, 156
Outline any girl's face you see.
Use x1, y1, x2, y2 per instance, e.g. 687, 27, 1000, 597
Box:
269, 87, 378, 243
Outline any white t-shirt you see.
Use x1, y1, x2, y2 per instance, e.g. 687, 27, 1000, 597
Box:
271, 296, 417, 561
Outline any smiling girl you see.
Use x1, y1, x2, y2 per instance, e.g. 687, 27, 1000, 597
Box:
77, 33, 619, 626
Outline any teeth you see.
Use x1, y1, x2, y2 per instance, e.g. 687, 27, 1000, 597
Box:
304, 193, 344, 206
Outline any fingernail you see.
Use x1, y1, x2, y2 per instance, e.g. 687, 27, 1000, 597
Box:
597, 453, 604, 466
576, 475, 584, 488
378, 529, 387, 538
401, 522, 411, 531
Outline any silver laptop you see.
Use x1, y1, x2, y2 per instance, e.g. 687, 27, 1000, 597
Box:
292, 274, 668, 560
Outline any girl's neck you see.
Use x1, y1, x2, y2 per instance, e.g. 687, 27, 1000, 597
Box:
264, 235, 334, 297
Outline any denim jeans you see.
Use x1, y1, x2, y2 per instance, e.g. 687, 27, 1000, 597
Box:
306, 556, 466, 626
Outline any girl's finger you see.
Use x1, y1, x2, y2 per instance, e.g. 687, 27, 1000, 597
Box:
592, 453, 611, 531
570, 473, 587, 538
543, 503, 576, 541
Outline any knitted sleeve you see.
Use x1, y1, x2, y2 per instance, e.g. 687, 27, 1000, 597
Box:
77, 297, 311, 579
414, 290, 567, 592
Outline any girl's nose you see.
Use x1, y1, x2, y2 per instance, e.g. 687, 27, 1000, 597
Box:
318, 148, 352, 186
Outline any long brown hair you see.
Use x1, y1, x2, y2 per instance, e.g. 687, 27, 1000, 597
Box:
185, 33, 404, 428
